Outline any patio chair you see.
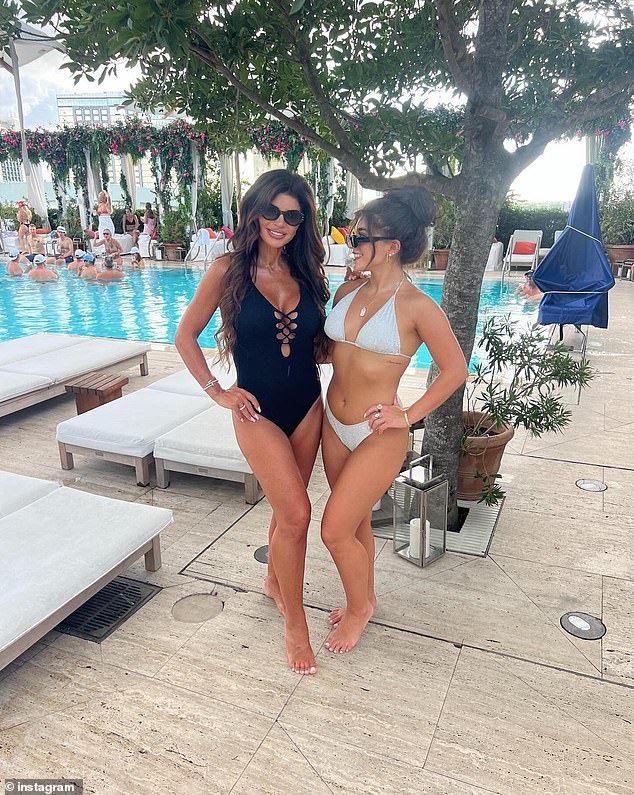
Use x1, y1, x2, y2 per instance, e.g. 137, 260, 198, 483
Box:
0, 334, 151, 418
0, 470, 171, 672
185, 228, 229, 269
502, 229, 543, 275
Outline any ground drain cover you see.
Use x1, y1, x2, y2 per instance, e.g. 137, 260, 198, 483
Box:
254, 545, 269, 564
56, 577, 161, 642
172, 594, 224, 623
575, 479, 607, 492
560, 611, 606, 640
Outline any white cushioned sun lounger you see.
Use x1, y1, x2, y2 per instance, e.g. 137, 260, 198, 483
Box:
147, 361, 236, 398
0, 332, 88, 367
0, 471, 60, 518
154, 405, 260, 503
56, 388, 210, 485
0, 334, 151, 418
0, 472, 171, 671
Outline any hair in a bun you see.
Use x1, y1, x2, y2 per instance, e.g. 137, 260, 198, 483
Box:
354, 186, 437, 264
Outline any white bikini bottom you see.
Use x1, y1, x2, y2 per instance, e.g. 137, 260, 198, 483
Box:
325, 399, 373, 452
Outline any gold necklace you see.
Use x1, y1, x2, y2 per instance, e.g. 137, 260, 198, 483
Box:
359, 276, 405, 317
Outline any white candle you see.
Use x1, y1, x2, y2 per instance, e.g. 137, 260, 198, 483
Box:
409, 518, 431, 560
409, 518, 420, 558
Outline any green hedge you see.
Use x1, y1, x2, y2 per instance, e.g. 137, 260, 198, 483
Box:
495, 201, 569, 248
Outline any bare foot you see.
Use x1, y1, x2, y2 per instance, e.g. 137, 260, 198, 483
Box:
263, 576, 285, 616
285, 619, 317, 675
324, 603, 374, 654
328, 594, 377, 626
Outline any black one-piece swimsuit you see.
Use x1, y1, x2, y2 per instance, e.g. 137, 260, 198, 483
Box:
233, 280, 322, 437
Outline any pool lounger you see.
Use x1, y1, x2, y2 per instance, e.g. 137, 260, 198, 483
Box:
56, 387, 211, 485
0, 333, 151, 418
0, 470, 171, 672
154, 404, 261, 504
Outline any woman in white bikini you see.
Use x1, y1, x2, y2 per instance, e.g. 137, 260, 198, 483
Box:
96, 190, 115, 238
321, 187, 468, 654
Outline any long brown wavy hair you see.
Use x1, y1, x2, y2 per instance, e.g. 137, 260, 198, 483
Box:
215, 169, 329, 363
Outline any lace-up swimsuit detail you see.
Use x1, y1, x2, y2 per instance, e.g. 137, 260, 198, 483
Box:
323, 276, 409, 451
234, 279, 322, 437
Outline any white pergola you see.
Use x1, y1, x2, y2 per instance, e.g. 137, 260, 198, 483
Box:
1, 21, 65, 228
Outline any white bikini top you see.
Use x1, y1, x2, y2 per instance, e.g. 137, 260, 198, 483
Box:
324, 277, 410, 359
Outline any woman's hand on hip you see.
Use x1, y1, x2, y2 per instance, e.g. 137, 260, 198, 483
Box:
364, 401, 408, 434
214, 387, 261, 423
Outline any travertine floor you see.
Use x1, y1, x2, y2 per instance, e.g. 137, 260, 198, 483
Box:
0, 278, 633, 794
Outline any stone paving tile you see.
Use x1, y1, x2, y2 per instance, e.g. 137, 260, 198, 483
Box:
234, 723, 499, 794
491, 506, 634, 580
602, 576, 634, 682
280, 623, 460, 766
425, 647, 634, 795
154, 591, 329, 719
0, 675, 273, 794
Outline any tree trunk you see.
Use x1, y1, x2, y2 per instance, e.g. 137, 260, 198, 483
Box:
423, 168, 510, 530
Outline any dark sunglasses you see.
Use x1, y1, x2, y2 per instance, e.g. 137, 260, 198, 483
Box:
345, 233, 393, 248
261, 203, 304, 226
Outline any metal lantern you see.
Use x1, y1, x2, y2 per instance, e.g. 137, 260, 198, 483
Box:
390, 455, 448, 567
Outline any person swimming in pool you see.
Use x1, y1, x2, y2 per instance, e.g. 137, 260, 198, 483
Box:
27, 253, 59, 282
6, 248, 24, 276
320, 187, 468, 655
176, 169, 329, 676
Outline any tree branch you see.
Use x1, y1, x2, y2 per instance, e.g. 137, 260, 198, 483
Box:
189, 41, 457, 196
432, 0, 475, 96
511, 70, 634, 174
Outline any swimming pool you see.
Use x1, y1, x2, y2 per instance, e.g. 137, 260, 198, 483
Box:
0, 266, 537, 370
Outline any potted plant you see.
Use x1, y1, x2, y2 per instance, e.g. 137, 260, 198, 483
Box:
160, 208, 190, 261
459, 316, 594, 504
431, 195, 455, 270
600, 191, 634, 270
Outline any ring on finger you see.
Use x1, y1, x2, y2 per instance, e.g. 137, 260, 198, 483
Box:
373, 411, 381, 419
239, 404, 246, 410
377, 404, 383, 410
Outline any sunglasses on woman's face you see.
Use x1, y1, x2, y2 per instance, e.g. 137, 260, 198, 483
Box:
345, 233, 393, 248
261, 204, 304, 227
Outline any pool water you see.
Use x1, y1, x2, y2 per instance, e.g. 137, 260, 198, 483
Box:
0, 266, 536, 370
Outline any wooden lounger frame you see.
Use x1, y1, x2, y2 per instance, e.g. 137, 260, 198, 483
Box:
0, 533, 161, 672
154, 456, 260, 504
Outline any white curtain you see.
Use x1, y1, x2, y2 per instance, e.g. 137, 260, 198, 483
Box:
121, 154, 137, 209
220, 152, 235, 229
25, 162, 49, 228
345, 171, 361, 219
190, 142, 200, 228
84, 148, 98, 209
76, 187, 87, 230
585, 134, 602, 165
9, 40, 50, 229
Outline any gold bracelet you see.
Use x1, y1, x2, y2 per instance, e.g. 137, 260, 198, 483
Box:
402, 409, 411, 428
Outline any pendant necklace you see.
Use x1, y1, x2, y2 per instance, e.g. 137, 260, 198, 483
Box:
359, 275, 405, 317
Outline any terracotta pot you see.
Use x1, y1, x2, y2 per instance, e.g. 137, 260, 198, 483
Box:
162, 242, 182, 262
432, 248, 450, 270
457, 411, 515, 501
605, 245, 634, 273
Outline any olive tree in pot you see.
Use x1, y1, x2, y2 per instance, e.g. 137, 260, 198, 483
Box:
459, 316, 595, 505
160, 208, 190, 261
600, 191, 634, 270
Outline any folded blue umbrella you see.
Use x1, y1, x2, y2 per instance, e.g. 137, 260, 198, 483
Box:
532, 164, 615, 329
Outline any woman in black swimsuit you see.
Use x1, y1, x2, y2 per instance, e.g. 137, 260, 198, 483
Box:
122, 206, 140, 245
175, 170, 328, 676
